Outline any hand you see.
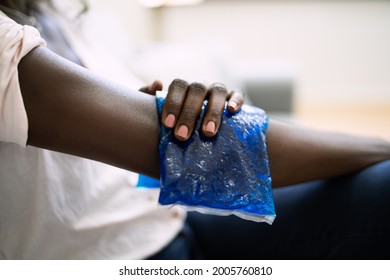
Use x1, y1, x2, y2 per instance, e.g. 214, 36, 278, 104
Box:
140, 79, 244, 141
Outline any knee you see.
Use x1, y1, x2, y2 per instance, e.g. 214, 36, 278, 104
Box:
355, 160, 390, 187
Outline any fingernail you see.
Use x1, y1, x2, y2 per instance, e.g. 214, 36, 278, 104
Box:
205, 121, 216, 134
229, 101, 238, 110
177, 125, 188, 139
165, 114, 175, 128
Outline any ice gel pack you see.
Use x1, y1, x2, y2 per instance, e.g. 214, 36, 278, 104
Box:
156, 95, 275, 224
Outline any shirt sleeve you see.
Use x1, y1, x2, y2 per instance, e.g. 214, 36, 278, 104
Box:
0, 12, 46, 147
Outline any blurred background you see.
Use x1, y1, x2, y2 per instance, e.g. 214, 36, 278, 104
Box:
83, 0, 390, 139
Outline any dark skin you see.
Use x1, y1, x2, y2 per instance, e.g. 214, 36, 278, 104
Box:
18, 46, 390, 186
139, 79, 244, 141
31, 5, 244, 142
2, 1, 390, 186
26, 7, 242, 172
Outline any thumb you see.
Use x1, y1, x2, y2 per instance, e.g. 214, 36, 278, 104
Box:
139, 80, 163, 95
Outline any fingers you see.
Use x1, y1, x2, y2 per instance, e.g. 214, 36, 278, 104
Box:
162, 79, 189, 129
202, 83, 228, 137
163, 79, 208, 141
175, 82, 208, 140
163, 78, 245, 141
227, 89, 244, 113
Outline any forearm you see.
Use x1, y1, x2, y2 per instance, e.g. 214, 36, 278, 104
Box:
267, 119, 390, 187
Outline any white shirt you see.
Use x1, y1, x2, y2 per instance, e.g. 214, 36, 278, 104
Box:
0, 9, 185, 259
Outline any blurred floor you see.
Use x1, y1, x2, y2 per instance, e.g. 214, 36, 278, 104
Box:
294, 104, 390, 141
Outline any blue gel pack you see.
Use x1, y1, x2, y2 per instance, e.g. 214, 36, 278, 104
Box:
136, 174, 160, 189
156, 97, 275, 224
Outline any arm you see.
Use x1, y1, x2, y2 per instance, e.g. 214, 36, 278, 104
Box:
19, 47, 390, 186
19, 47, 161, 178
267, 120, 390, 187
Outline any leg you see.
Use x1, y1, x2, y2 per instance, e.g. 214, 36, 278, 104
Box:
187, 160, 390, 259
147, 224, 200, 260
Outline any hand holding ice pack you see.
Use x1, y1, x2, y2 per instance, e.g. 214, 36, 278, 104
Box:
156, 97, 275, 224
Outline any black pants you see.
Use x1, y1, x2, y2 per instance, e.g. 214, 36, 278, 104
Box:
150, 160, 390, 259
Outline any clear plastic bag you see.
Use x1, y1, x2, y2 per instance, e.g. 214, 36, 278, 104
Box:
156, 94, 275, 224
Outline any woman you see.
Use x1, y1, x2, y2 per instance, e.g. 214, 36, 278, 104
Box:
1, 0, 390, 259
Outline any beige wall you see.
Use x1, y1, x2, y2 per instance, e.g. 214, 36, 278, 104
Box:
88, 0, 154, 50
90, 1, 390, 107
156, 1, 390, 107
